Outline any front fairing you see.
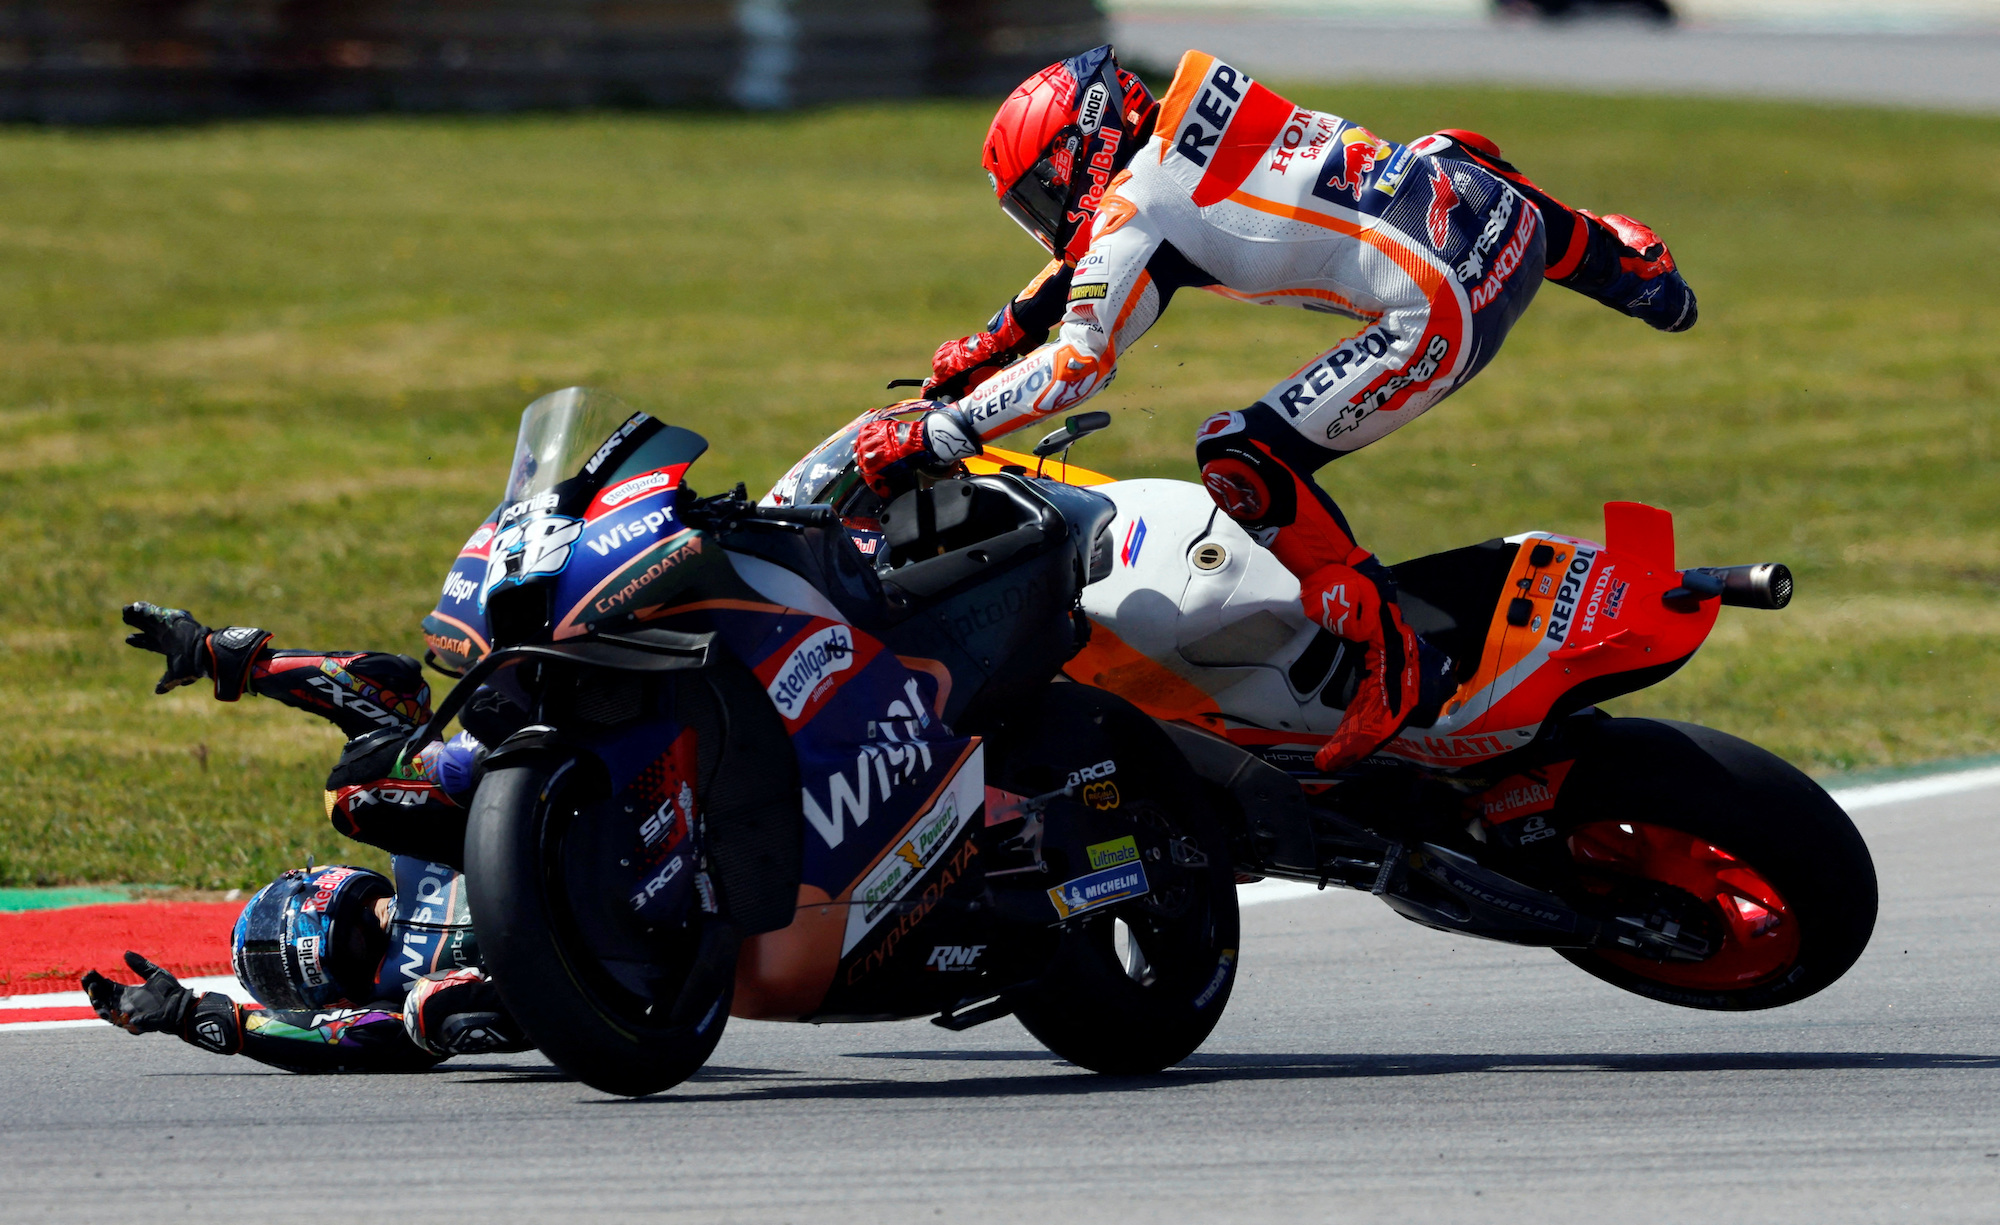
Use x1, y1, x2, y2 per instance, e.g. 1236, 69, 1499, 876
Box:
423, 388, 719, 671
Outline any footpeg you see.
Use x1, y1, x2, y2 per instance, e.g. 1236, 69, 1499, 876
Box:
932, 996, 1015, 1032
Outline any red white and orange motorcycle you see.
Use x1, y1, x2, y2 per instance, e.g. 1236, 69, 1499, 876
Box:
775, 407, 1877, 1011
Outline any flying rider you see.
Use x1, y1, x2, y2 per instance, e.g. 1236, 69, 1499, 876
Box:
857, 45, 1696, 774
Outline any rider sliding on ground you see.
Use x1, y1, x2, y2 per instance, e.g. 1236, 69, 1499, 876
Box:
857, 45, 1696, 776
81, 603, 530, 1073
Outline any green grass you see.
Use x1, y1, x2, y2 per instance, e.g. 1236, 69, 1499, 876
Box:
1, 87, 1996, 887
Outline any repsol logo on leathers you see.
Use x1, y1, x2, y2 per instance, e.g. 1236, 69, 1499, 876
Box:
1544, 548, 1599, 644
1173, 62, 1247, 167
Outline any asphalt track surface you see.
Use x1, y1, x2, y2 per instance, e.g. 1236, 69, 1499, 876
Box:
3, 774, 1996, 1222
1110, 12, 2000, 112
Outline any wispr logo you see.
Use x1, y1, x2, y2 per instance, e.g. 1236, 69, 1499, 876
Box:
767, 624, 855, 721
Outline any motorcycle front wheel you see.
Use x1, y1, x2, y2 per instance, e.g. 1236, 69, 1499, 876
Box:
464, 753, 735, 1096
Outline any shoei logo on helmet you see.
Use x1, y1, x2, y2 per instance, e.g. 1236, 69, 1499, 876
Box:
1078, 81, 1110, 135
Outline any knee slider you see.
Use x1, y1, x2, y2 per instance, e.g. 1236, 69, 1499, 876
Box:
1197, 437, 1298, 530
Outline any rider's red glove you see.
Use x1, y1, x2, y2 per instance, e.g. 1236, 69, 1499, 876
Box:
855, 406, 984, 498
925, 306, 1029, 398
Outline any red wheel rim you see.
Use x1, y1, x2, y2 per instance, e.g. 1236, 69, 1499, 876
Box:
1568, 821, 1801, 991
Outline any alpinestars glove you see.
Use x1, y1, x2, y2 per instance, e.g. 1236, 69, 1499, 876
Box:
84, 953, 246, 1055
854, 405, 985, 498
82, 951, 195, 1034
924, 304, 1031, 399
121, 603, 209, 695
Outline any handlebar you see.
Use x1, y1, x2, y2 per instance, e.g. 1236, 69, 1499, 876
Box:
751, 503, 839, 526
683, 484, 837, 532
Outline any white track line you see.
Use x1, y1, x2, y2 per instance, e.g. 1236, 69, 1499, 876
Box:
0, 975, 246, 1011
1827, 766, 2000, 812
1235, 765, 2000, 908
6, 767, 1997, 1032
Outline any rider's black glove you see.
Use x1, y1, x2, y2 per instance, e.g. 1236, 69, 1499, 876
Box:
81, 952, 243, 1055
122, 602, 272, 700
121, 602, 210, 695
82, 951, 197, 1035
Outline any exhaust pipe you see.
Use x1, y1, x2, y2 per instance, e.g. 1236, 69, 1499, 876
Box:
1678, 563, 1794, 609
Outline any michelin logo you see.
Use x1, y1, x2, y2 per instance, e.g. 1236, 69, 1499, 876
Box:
1048, 862, 1150, 920
768, 625, 855, 720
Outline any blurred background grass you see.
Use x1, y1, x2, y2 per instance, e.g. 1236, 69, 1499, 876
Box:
2, 86, 1995, 887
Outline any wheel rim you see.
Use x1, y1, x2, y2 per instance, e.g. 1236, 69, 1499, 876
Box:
543, 761, 704, 1031
1568, 821, 1801, 991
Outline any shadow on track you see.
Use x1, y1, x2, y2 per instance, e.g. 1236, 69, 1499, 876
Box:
560, 1050, 2000, 1105
862, 1050, 2000, 1075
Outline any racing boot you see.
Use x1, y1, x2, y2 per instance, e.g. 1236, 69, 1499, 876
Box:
1564, 211, 1697, 333
1301, 559, 1458, 775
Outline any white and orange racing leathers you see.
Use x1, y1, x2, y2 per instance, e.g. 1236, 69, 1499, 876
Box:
940, 50, 1693, 773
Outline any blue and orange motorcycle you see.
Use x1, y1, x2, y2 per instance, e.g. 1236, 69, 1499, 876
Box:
413, 389, 1241, 1096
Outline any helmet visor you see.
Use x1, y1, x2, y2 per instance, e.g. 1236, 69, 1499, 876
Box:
999, 134, 1080, 254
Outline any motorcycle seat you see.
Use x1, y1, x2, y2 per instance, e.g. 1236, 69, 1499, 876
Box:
1389, 538, 1522, 684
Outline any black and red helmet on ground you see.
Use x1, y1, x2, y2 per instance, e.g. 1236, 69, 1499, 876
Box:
984, 45, 1159, 261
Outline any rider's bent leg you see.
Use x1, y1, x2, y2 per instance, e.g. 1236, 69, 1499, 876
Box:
1424, 129, 1696, 332
1195, 410, 1454, 774
1194, 166, 1546, 773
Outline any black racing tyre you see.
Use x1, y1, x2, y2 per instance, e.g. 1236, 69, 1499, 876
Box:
1007, 701, 1241, 1074
1547, 718, 1877, 1011
464, 754, 735, 1096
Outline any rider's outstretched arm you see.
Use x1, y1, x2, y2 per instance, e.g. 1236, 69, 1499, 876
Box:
82, 954, 527, 1075
121, 601, 431, 738
80, 951, 441, 1075
949, 182, 1217, 446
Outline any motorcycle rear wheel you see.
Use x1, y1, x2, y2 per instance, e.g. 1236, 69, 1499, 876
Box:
1548, 718, 1877, 1010
465, 753, 735, 1096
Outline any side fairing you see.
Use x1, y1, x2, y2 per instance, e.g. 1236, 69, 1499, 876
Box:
668, 563, 987, 1022
1071, 480, 1718, 775
423, 515, 499, 674
372, 857, 478, 1001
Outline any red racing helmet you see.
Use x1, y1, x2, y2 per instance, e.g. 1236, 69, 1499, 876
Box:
984, 45, 1159, 261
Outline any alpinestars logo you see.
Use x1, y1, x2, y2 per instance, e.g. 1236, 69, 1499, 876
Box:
1319, 584, 1353, 636
1426, 167, 1461, 249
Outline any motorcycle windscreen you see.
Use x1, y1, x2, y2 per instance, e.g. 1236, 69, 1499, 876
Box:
505, 386, 710, 506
